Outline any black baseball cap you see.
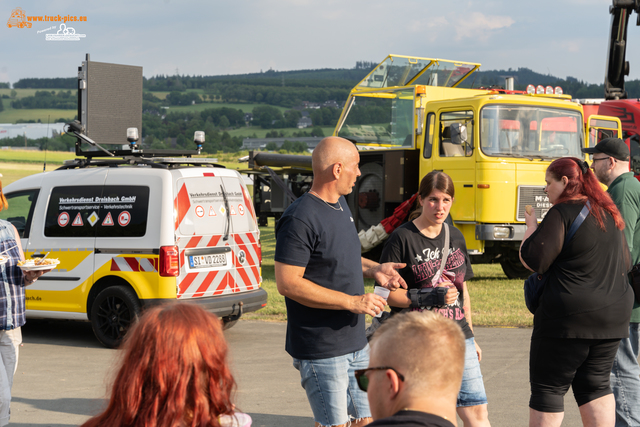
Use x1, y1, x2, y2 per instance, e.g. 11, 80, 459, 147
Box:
582, 138, 629, 161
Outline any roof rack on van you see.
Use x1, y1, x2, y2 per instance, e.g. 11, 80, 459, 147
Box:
66, 121, 207, 160
58, 157, 226, 170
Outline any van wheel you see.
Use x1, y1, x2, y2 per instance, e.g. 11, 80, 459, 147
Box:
90, 286, 141, 348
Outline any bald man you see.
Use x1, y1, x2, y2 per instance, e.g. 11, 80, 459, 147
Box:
363, 311, 465, 427
275, 137, 407, 427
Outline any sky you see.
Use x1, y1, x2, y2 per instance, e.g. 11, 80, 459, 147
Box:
2, 0, 640, 87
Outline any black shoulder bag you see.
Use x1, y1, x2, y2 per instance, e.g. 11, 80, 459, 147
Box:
523, 202, 590, 314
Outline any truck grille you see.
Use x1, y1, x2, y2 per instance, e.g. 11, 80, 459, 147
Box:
517, 186, 551, 221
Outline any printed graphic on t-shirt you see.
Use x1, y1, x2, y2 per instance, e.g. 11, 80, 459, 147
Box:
410, 245, 467, 321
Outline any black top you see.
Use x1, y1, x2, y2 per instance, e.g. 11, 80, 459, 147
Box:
274, 193, 367, 359
380, 222, 474, 339
520, 202, 634, 339
368, 410, 455, 427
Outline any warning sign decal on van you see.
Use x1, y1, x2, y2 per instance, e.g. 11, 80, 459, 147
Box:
209, 206, 217, 216
72, 213, 84, 226
195, 205, 205, 218
238, 204, 245, 216
102, 212, 114, 226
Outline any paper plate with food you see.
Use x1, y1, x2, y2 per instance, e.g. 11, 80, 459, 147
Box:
17, 258, 60, 271
0, 255, 9, 266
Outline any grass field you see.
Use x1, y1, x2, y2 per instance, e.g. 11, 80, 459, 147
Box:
242, 218, 533, 327
227, 125, 335, 139
0, 155, 532, 327
164, 102, 289, 115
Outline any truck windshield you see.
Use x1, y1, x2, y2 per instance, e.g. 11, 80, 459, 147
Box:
337, 90, 414, 147
480, 105, 584, 159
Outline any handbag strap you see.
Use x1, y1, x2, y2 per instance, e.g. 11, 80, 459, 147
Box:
564, 201, 590, 245
431, 223, 450, 285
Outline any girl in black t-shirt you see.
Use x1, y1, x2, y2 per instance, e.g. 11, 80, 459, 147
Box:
380, 171, 491, 427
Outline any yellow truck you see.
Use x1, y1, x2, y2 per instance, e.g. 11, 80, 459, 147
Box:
249, 54, 621, 278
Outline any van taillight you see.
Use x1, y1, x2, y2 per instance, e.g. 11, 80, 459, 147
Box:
160, 246, 179, 277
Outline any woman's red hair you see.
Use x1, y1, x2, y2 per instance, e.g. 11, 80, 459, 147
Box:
81, 303, 236, 427
547, 157, 624, 230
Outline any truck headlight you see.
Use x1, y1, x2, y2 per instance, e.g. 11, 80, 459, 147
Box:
494, 227, 511, 239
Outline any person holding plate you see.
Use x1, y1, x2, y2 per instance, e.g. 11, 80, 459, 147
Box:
0, 179, 52, 427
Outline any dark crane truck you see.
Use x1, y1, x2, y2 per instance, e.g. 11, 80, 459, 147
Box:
582, 0, 640, 167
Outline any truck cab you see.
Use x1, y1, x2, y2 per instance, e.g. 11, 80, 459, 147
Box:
334, 54, 620, 277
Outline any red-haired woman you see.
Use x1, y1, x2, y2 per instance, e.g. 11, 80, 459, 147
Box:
520, 157, 634, 427
81, 303, 242, 427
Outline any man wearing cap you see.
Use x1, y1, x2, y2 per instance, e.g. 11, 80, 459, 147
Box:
583, 138, 640, 427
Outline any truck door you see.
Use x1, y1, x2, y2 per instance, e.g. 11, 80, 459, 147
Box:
431, 110, 476, 222
586, 115, 622, 148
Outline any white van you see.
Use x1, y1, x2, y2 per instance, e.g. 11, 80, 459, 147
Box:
1, 157, 267, 347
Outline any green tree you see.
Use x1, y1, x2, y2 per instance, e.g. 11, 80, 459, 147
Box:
310, 126, 324, 137
292, 141, 308, 152
10, 89, 17, 99
281, 140, 294, 152
265, 141, 278, 151
219, 115, 230, 129
252, 105, 284, 128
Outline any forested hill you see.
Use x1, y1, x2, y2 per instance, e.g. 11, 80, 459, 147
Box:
10, 64, 640, 99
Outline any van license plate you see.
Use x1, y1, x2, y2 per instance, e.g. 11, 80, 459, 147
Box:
189, 254, 227, 269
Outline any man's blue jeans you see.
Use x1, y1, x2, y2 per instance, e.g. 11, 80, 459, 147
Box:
611, 323, 640, 427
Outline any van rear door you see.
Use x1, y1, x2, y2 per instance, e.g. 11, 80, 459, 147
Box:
220, 175, 261, 294
174, 172, 236, 299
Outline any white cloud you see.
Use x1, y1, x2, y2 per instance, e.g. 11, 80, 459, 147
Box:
454, 12, 515, 41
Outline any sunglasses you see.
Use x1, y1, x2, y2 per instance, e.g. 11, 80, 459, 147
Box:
354, 366, 405, 392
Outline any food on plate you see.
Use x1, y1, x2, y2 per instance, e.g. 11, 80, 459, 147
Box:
17, 258, 59, 267
525, 205, 534, 215
0, 255, 8, 264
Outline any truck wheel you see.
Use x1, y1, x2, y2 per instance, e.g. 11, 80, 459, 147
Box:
90, 285, 141, 348
499, 257, 530, 279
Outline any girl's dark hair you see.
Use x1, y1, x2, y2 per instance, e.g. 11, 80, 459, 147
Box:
547, 157, 623, 230
409, 171, 455, 220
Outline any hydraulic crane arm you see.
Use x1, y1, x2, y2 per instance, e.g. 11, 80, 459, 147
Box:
605, 0, 640, 100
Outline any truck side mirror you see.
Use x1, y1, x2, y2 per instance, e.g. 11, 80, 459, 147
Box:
450, 123, 467, 145
450, 123, 473, 156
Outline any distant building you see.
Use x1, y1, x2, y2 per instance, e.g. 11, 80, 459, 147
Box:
244, 113, 253, 123
301, 101, 321, 110
297, 117, 313, 129
323, 100, 340, 109
241, 137, 323, 150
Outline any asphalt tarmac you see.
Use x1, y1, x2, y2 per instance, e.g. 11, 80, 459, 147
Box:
11, 319, 585, 427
